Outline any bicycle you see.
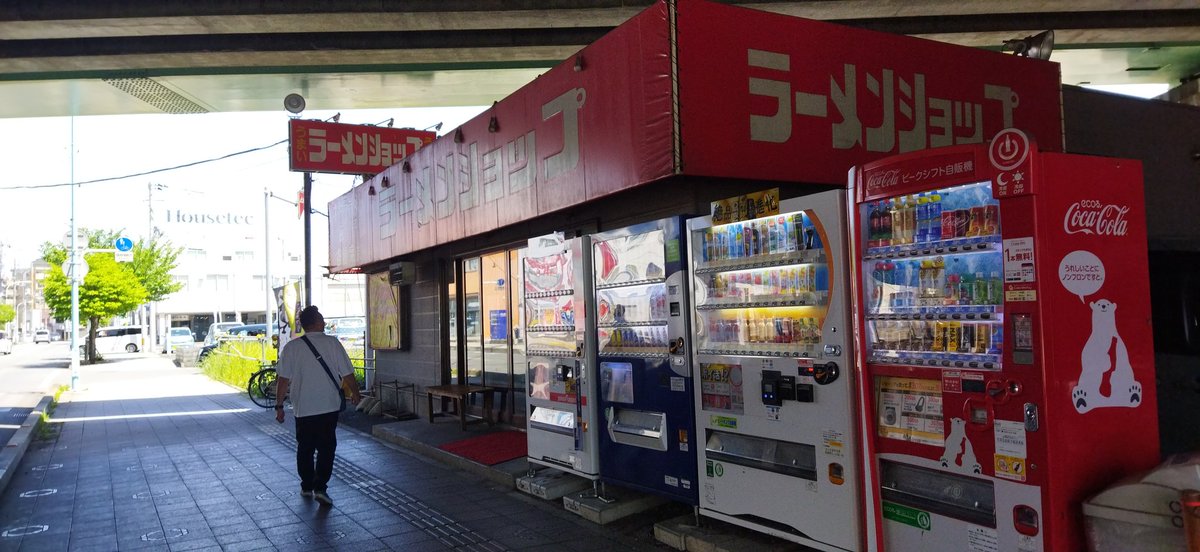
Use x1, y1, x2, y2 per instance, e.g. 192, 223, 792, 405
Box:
248, 363, 281, 408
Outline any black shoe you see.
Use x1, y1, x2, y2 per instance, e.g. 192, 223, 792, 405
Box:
313, 490, 333, 506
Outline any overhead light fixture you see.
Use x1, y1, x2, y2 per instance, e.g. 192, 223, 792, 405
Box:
424, 122, 444, 132
283, 93, 305, 115
1003, 30, 1054, 61
368, 184, 377, 196
381, 176, 391, 189
453, 128, 464, 143
574, 55, 585, 72
402, 161, 411, 173
488, 116, 499, 133
374, 118, 394, 127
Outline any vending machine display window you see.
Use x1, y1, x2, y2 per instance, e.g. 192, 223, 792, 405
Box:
694, 210, 830, 359
862, 180, 1005, 372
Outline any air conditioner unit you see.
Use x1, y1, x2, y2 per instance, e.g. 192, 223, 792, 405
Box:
388, 261, 416, 286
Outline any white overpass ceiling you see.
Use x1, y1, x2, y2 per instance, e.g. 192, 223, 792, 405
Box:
0, 1, 1197, 118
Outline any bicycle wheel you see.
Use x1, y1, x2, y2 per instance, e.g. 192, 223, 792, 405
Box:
248, 368, 278, 408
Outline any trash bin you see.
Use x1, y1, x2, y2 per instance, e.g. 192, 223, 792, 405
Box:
1084, 453, 1200, 552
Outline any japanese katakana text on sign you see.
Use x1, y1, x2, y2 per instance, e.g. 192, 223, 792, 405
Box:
289, 119, 435, 175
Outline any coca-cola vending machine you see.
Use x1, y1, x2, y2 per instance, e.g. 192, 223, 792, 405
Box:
848, 129, 1159, 552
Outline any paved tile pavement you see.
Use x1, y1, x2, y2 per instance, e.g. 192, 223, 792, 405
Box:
0, 359, 668, 551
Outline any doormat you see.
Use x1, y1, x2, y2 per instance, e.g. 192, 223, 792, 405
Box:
438, 430, 527, 466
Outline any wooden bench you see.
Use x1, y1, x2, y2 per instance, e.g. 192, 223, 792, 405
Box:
426, 384, 494, 430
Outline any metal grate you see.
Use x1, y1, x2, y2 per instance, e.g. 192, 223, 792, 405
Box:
102, 77, 209, 114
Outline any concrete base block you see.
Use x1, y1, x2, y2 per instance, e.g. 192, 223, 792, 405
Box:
563, 485, 668, 525
516, 469, 591, 500
653, 514, 813, 552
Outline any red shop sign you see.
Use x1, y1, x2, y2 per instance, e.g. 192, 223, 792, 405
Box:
289, 119, 435, 175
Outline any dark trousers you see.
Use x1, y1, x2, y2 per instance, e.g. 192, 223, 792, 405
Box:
294, 411, 339, 492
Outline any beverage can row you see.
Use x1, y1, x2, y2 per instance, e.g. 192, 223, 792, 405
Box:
712, 266, 818, 300
872, 320, 1002, 355
701, 214, 816, 262
608, 326, 668, 349
707, 315, 822, 346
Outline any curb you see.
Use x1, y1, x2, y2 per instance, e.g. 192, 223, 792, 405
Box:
0, 394, 54, 497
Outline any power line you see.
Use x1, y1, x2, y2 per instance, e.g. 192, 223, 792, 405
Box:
0, 138, 289, 191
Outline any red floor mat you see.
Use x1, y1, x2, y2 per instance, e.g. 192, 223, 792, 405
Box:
437, 430, 527, 466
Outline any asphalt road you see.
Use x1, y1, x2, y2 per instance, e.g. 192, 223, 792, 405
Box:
0, 341, 72, 445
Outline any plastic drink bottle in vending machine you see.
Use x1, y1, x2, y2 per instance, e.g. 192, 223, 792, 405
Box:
928, 193, 942, 242
989, 272, 1003, 305
915, 194, 929, 243
868, 203, 880, 248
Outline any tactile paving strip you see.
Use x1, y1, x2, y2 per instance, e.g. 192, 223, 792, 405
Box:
217, 399, 507, 551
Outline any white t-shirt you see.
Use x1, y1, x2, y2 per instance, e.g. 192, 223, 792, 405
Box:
277, 331, 354, 418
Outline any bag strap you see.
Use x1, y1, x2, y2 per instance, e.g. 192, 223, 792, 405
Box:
300, 335, 345, 407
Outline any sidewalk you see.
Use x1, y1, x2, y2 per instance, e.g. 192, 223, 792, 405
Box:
0, 355, 677, 551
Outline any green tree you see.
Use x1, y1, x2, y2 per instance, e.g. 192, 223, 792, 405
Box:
130, 238, 183, 302
41, 229, 179, 363
0, 304, 14, 327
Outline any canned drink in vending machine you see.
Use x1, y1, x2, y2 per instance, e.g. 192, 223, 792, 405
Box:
984, 204, 999, 236
960, 323, 975, 353
942, 211, 956, 242
954, 209, 971, 238
968, 206, 986, 237
975, 323, 991, 354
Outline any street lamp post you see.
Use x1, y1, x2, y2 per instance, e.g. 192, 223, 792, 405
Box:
69, 117, 80, 390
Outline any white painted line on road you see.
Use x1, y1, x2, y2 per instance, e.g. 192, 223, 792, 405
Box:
0, 424, 19, 430
50, 407, 250, 423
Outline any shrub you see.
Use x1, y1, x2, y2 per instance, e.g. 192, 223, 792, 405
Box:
200, 339, 277, 389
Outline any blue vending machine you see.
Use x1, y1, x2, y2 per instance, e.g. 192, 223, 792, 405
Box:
591, 217, 696, 504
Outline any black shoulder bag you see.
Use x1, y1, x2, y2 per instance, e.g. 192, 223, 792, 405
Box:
300, 335, 347, 412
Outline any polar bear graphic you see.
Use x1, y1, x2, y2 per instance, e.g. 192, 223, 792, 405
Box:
940, 417, 982, 474
1071, 299, 1142, 414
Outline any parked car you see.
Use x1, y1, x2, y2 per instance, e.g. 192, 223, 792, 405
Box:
325, 316, 366, 346
91, 325, 145, 353
0, 331, 12, 354
202, 322, 244, 347
33, 330, 50, 344
198, 324, 267, 362
162, 327, 195, 352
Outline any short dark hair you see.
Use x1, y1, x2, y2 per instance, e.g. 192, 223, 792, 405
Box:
298, 305, 322, 329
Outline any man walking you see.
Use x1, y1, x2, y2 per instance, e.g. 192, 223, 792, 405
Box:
274, 305, 361, 507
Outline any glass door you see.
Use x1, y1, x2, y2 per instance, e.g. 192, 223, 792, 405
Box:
463, 257, 483, 386
446, 248, 528, 428
510, 248, 527, 427
481, 250, 512, 401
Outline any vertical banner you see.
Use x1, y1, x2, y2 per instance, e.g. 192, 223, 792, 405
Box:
274, 281, 303, 351
368, 272, 402, 350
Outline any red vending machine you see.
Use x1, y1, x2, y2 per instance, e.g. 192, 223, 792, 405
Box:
848, 129, 1160, 552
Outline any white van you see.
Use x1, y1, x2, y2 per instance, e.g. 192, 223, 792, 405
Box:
92, 325, 145, 354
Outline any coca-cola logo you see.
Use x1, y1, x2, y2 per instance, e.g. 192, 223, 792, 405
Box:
866, 169, 900, 191
1064, 200, 1129, 236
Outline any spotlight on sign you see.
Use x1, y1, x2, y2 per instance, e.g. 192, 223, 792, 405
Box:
1003, 30, 1054, 60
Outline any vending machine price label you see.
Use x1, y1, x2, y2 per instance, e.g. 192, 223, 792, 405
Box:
1003, 237, 1036, 283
